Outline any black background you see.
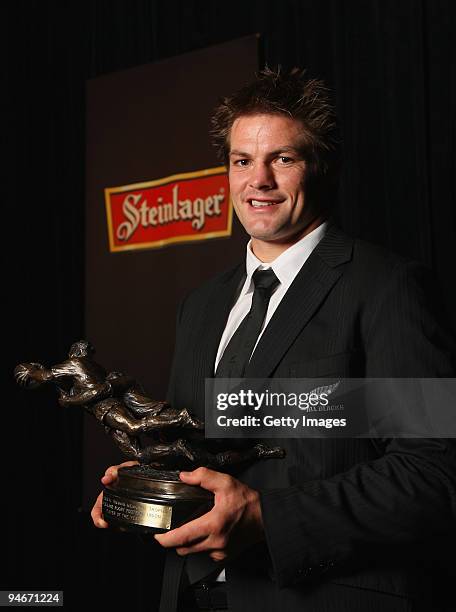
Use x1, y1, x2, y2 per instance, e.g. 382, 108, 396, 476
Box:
4, 1, 456, 611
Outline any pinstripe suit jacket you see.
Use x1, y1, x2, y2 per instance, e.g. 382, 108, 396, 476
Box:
163, 224, 456, 612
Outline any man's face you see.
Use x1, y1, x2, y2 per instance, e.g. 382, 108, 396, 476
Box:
228, 113, 318, 259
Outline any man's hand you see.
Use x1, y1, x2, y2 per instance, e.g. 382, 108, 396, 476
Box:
90, 460, 139, 528
155, 467, 264, 562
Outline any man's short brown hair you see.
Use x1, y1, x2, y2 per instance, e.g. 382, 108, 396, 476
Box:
210, 67, 341, 187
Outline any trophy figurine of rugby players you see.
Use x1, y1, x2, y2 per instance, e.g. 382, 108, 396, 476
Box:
15, 341, 284, 533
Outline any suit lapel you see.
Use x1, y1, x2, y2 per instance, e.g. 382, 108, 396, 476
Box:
245, 225, 353, 377
192, 225, 353, 381
196, 264, 246, 379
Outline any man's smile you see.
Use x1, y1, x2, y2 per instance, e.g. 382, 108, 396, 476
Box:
249, 199, 283, 208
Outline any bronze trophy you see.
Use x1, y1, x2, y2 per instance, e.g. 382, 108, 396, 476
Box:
15, 341, 284, 533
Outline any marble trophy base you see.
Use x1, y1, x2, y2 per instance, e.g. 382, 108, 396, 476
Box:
102, 465, 214, 534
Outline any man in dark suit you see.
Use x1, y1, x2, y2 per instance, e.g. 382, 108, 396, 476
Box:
92, 68, 456, 611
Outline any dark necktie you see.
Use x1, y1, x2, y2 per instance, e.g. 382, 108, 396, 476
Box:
215, 268, 280, 378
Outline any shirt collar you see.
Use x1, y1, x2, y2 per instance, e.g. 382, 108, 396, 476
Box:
244, 221, 328, 293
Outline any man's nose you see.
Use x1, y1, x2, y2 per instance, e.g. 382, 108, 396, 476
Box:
248, 162, 276, 190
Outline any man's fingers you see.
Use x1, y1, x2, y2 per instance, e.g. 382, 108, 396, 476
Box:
101, 470, 117, 484
90, 491, 108, 528
209, 550, 227, 562
175, 537, 210, 556
179, 467, 231, 492
175, 536, 227, 557
155, 525, 207, 548
101, 460, 138, 485
155, 512, 212, 548
156, 470, 236, 550
93, 461, 138, 527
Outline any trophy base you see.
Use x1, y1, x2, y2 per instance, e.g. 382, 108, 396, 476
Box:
102, 465, 213, 533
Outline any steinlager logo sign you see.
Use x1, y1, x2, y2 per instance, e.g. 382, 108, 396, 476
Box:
105, 166, 231, 252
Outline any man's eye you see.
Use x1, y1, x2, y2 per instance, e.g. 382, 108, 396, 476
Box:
233, 159, 250, 166
278, 156, 293, 164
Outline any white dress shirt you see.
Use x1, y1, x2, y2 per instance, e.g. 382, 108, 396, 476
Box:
214, 221, 328, 372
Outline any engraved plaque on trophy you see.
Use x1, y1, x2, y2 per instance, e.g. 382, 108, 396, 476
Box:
102, 466, 213, 533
